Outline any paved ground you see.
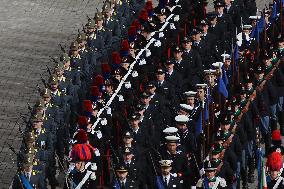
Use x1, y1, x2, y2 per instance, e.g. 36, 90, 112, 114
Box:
0, 0, 268, 188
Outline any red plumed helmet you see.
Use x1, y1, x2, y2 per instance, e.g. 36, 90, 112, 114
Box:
101, 63, 112, 74
272, 130, 281, 141
83, 100, 93, 112
139, 9, 148, 21
267, 152, 283, 171
112, 52, 121, 64
132, 19, 141, 30
90, 85, 102, 97
77, 116, 88, 126
76, 129, 88, 144
93, 75, 104, 86
128, 26, 137, 36
121, 40, 130, 51
145, 1, 153, 9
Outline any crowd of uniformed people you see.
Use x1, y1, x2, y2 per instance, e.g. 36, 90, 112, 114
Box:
10, 0, 284, 188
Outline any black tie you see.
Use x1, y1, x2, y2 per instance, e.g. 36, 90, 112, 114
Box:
121, 182, 126, 189
164, 177, 167, 186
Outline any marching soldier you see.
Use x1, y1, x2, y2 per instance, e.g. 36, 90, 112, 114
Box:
266, 152, 284, 189
196, 159, 227, 189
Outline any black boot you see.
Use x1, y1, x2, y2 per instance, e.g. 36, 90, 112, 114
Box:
247, 157, 255, 183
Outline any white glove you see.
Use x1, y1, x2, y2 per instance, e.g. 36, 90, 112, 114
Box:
170, 23, 176, 30
118, 94, 124, 101
91, 163, 97, 171
132, 70, 138, 77
174, 15, 179, 22
146, 49, 151, 57
125, 81, 132, 88
96, 130, 103, 139
100, 118, 107, 126
199, 168, 205, 176
154, 40, 161, 47
90, 172, 96, 180
107, 107, 112, 115
159, 32, 164, 38
139, 58, 146, 65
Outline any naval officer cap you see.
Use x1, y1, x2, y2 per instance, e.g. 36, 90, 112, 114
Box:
163, 127, 178, 134
165, 135, 180, 143
183, 91, 197, 97
175, 114, 190, 123
179, 104, 193, 112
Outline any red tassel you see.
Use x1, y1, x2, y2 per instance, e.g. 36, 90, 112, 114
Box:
168, 48, 171, 59
194, 19, 196, 27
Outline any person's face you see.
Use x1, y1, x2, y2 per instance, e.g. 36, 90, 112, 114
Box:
156, 72, 165, 81
43, 96, 51, 104
183, 41, 192, 50
264, 59, 272, 66
243, 29, 251, 35
210, 18, 217, 25
178, 109, 187, 115
224, 59, 231, 67
75, 161, 85, 171
56, 70, 64, 77
161, 167, 172, 175
51, 83, 58, 91
64, 61, 71, 69
167, 142, 177, 154
224, 0, 231, 6
123, 137, 133, 145
177, 123, 187, 131
129, 49, 135, 57
186, 97, 195, 106
71, 49, 79, 56
147, 86, 156, 94
173, 52, 183, 60
121, 63, 130, 70
141, 97, 151, 105
270, 170, 279, 180
96, 20, 103, 27
116, 171, 128, 180
212, 153, 220, 160
246, 82, 253, 89
278, 41, 284, 49
123, 153, 133, 161
36, 108, 44, 115
251, 20, 257, 27
24, 165, 33, 172
202, 24, 209, 32
113, 74, 122, 81
105, 85, 113, 93
165, 63, 174, 71
205, 170, 216, 179
197, 89, 205, 99
255, 72, 264, 80
195, 33, 201, 41
157, 14, 166, 22
215, 6, 224, 14
240, 93, 246, 100
33, 121, 43, 129
221, 123, 230, 131
92, 109, 98, 117
130, 119, 140, 128
205, 74, 216, 85
104, 11, 112, 18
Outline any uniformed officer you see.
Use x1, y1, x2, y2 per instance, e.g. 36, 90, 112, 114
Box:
112, 164, 138, 189
196, 159, 227, 189
155, 160, 182, 189
266, 152, 284, 189
12, 154, 47, 189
